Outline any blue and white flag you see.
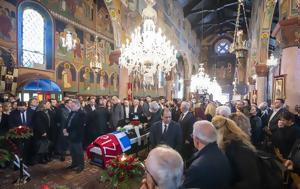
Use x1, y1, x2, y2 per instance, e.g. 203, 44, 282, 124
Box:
112, 132, 131, 152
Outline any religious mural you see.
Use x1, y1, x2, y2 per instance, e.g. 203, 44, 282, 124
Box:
79, 66, 95, 94
97, 70, 109, 93
0, 0, 17, 47
56, 62, 77, 92
109, 72, 119, 94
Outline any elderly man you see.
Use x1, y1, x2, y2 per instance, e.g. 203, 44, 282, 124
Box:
110, 96, 124, 130
178, 101, 195, 160
64, 99, 86, 173
148, 101, 161, 127
183, 121, 231, 189
216, 105, 232, 117
149, 108, 182, 151
140, 145, 184, 189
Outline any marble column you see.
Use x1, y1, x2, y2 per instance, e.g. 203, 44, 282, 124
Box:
119, 67, 129, 100
165, 72, 173, 101
272, 16, 300, 111
184, 79, 191, 100
255, 64, 269, 104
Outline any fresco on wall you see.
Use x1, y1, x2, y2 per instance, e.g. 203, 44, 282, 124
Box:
215, 62, 235, 85
0, 0, 17, 46
55, 20, 84, 65
56, 62, 77, 92
95, 70, 109, 94
79, 66, 95, 94
291, 0, 300, 15
40, 0, 113, 37
109, 72, 119, 92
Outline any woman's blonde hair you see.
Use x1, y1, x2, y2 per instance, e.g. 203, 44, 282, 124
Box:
212, 115, 256, 152
205, 102, 216, 117
229, 112, 251, 136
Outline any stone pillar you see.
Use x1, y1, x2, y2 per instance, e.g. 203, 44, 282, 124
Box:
281, 47, 300, 109
272, 16, 300, 111
165, 72, 173, 101
119, 67, 129, 100
255, 64, 269, 104
184, 79, 191, 100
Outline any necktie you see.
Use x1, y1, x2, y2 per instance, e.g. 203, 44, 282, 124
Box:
163, 124, 168, 134
21, 112, 25, 125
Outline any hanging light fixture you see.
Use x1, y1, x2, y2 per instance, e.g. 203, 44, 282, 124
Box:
229, 0, 249, 58
119, 0, 178, 84
266, 54, 279, 67
90, 36, 103, 73
190, 63, 211, 94
89, 1, 103, 73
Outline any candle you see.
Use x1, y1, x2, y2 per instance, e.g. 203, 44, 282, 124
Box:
120, 154, 126, 162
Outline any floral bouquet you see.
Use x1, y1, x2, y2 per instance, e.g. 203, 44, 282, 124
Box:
6, 126, 33, 140
101, 154, 144, 189
0, 149, 11, 166
130, 120, 140, 126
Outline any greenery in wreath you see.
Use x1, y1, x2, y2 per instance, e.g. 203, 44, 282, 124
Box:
0, 126, 33, 165
101, 154, 144, 189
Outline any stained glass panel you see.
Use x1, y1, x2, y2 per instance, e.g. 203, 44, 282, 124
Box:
22, 8, 45, 67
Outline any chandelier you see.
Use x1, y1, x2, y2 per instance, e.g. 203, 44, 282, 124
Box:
190, 64, 211, 94
89, 0, 102, 73
119, 0, 178, 81
89, 36, 102, 73
266, 54, 279, 67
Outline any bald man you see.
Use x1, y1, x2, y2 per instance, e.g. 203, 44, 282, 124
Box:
140, 145, 184, 189
183, 121, 231, 189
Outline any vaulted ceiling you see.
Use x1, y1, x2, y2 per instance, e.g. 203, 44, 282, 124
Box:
177, 0, 253, 41
177, 0, 279, 51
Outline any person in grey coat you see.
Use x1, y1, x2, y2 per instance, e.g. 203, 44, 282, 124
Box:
110, 96, 124, 130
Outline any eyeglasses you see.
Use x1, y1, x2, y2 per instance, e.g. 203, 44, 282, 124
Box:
141, 162, 158, 186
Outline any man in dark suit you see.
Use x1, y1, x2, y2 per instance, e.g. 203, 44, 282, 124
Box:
26, 98, 38, 128
84, 97, 97, 113
8, 101, 29, 128
129, 98, 145, 121
183, 121, 231, 189
85, 99, 110, 146
149, 108, 182, 151
64, 99, 86, 173
178, 101, 196, 160
268, 98, 286, 134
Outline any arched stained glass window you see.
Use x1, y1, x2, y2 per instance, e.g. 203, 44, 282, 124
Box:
22, 8, 45, 67
18, 1, 54, 70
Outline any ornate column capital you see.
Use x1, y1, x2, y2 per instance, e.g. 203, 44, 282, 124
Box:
272, 16, 300, 48
255, 64, 269, 77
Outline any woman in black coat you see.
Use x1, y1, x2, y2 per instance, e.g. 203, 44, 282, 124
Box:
212, 116, 261, 189
0, 103, 9, 136
32, 101, 50, 163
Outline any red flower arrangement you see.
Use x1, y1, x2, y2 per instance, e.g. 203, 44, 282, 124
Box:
101, 154, 144, 189
6, 126, 33, 140
130, 120, 140, 126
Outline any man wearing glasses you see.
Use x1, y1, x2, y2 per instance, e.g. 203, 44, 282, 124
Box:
140, 145, 184, 189
183, 121, 231, 189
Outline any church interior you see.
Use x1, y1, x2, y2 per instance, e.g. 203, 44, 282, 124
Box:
0, 0, 300, 188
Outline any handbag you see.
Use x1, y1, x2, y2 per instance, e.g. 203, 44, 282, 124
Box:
36, 138, 50, 154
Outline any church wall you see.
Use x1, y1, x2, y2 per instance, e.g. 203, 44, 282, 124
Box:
0, 0, 119, 96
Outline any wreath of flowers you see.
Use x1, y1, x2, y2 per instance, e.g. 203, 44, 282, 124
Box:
0, 126, 33, 165
101, 154, 144, 189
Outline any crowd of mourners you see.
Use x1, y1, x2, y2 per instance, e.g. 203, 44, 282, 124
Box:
1, 94, 300, 189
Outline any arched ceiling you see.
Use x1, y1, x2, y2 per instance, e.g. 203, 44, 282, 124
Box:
177, 0, 253, 42
177, 0, 279, 49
